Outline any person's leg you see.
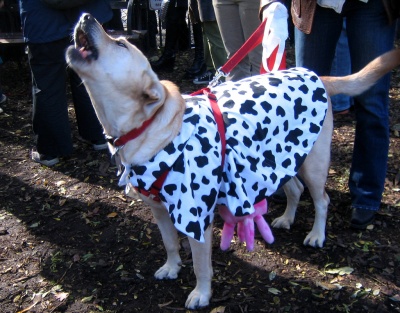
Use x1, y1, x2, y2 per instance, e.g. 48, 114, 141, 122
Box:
202, 20, 227, 71
345, 0, 396, 228
69, 68, 106, 149
213, 0, 248, 81
203, 31, 213, 72
237, 0, 262, 76
285, 7, 342, 202
295, 7, 342, 75
151, 1, 187, 72
186, 21, 206, 76
28, 38, 73, 158
330, 19, 352, 113
192, 26, 216, 85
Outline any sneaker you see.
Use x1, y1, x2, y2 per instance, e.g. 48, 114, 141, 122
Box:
31, 150, 59, 167
77, 136, 108, 151
92, 140, 108, 151
193, 70, 214, 85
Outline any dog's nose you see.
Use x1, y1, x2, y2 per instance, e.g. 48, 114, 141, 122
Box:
82, 13, 93, 21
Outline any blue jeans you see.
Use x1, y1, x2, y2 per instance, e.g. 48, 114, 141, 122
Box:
330, 19, 352, 112
295, 0, 396, 211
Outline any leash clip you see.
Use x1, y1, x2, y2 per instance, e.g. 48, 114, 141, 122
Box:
208, 67, 227, 87
113, 137, 125, 153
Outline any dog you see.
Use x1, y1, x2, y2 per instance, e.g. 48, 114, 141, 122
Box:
66, 13, 400, 309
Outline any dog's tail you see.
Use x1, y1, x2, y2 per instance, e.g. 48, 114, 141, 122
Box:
321, 49, 400, 97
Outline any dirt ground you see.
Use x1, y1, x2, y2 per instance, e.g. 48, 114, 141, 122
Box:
1, 41, 400, 313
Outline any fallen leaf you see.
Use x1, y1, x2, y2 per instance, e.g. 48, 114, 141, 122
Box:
325, 266, 354, 276
54, 292, 69, 301
107, 212, 118, 218
81, 296, 93, 303
268, 287, 281, 295
316, 281, 342, 290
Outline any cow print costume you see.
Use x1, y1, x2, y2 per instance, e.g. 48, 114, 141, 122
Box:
119, 68, 328, 242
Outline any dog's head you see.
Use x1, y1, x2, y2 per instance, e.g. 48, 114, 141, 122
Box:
66, 13, 170, 138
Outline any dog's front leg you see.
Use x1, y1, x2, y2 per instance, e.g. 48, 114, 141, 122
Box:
148, 201, 182, 280
185, 224, 213, 309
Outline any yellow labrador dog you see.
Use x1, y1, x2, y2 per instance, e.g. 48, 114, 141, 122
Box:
66, 14, 400, 309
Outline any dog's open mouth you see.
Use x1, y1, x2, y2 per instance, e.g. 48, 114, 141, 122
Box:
76, 29, 98, 61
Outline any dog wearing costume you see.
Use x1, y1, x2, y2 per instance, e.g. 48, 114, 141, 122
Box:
66, 13, 400, 309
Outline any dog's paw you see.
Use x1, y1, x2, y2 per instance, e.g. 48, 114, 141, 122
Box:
303, 231, 325, 248
154, 262, 181, 280
185, 287, 211, 309
271, 215, 293, 229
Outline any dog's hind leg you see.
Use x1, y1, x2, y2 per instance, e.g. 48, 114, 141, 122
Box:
149, 201, 182, 280
271, 177, 304, 230
185, 225, 213, 309
297, 159, 330, 248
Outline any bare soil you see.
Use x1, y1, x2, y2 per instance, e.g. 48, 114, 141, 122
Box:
0, 43, 400, 313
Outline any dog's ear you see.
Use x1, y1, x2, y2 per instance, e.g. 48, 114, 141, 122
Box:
142, 80, 166, 112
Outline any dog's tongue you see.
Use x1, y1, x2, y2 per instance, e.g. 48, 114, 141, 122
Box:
79, 47, 91, 59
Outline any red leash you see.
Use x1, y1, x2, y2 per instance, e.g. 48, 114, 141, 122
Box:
220, 19, 267, 76
210, 18, 286, 85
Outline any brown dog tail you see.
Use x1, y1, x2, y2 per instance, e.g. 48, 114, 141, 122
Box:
321, 49, 400, 97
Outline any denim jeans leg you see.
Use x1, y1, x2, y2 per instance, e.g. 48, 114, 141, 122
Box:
295, 0, 396, 212
345, 0, 396, 211
295, 8, 342, 76
330, 19, 351, 112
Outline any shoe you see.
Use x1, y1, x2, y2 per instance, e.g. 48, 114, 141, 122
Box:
150, 53, 175, 73
0, 94, 6, 104
186, 61, 206, 77
350, 208, 376, 229
31, 151, 59, 167
193, 70, 214, 85
77, 136, 108, 151
92, 139, 108, 151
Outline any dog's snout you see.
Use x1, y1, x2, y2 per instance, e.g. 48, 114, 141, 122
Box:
82, 13, 93, 21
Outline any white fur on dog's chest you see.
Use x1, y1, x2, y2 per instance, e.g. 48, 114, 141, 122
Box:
119, 67, 328, 242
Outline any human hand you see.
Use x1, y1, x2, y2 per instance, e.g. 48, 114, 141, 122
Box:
261, 2, 288, 72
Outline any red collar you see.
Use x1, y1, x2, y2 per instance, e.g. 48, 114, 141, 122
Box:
110, 115, 156, 147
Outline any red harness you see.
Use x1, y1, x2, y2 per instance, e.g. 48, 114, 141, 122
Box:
134, 88, 226, 202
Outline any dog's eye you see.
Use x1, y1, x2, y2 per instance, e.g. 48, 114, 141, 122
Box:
116, 41, 127, 48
